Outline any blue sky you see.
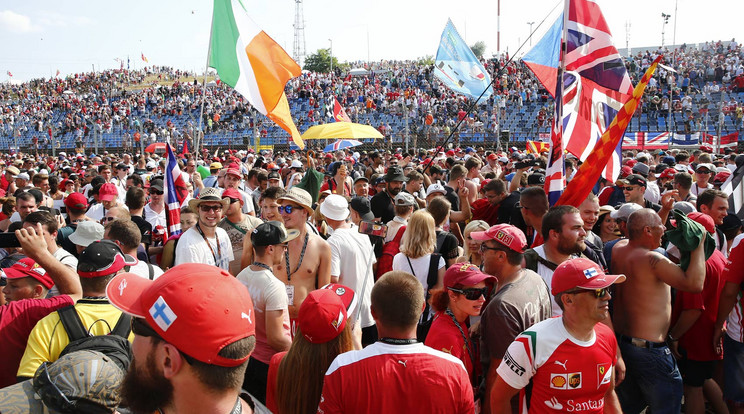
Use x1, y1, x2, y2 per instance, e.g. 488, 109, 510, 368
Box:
0, 0, 739, 81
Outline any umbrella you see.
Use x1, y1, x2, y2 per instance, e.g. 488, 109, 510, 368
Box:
302, 122, 383, 140
145, 143, 175, 153
323, 139, 364, 153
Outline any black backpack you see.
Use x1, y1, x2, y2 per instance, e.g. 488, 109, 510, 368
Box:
56, 304, 133, 372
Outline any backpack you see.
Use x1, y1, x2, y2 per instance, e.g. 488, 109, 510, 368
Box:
56, 304, 133, 372
376, 225, 406, 280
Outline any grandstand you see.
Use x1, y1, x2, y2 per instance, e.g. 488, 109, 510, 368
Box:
1, 41, 742, 154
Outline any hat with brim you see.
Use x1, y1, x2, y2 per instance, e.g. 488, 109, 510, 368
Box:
277, 187, 314, 215
320, 195, 350, 221
68, 221, 105, 247
383, 167, 406, 183
188, 187, 230, 212
551, 258, 626, 295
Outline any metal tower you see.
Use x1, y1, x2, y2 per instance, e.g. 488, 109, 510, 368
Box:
293, 0, 306, 67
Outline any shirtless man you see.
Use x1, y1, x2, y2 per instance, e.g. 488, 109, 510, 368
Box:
364, 152, 385, 180
274, 187, 331, 334
611, 208, 705, 414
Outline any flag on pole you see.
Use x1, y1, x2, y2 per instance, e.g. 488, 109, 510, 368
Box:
523, 0, 633, 183
141, 53, 148, 63
545, 63, 566, 206
208, 0, 304, 149
433, 19, 492, 104
556, 56, 662, 207
164, 144, 188, 237
721, 154, 744, 218
333, 97, 352, 122
6, 71, 11, 77
55, 69, 60, 78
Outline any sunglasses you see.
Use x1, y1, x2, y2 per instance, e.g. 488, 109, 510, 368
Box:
623, 186, 636, 191
449, 287, 489, 300
480, 243, 506, 253
199, 204, 223, 212
132, 318, 196, 364
565, 287, 609, 298
101, 216, 116, 222
150, 189, 164, 195
224, 197, 240, 204
278, 205, 299, 214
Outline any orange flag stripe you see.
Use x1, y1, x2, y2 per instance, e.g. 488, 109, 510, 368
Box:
555, 55, 662, 207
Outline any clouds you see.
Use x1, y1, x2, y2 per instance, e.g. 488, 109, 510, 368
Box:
0, 10, 41, 33
0, 9, 93, 34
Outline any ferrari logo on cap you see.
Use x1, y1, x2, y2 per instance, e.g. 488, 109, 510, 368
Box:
495, 230, 514, 245
331, 310, 344, 330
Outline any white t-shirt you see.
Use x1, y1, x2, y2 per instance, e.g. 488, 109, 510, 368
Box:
143, 203, 167, 230
174, 226, 234, 270
327, 227, 376, 328
392, 253, 445, 290
236, 267, 291, 364
125, 259, 165, 280
46, 247, 79, 297
532, 245, 580, 317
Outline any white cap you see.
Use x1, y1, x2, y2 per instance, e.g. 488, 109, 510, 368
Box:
15, 172, 30, 180
426, 183, 447, 197
290, 159, 303, 168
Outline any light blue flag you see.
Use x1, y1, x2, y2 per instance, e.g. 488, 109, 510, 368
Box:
434, 19, 493, 104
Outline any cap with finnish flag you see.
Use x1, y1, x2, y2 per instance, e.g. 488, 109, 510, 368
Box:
550, 258, 626, 295
106, 263, 255, 367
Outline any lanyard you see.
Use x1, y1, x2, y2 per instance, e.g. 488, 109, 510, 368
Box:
379, 337, 417, 345
285, 232, 309, 282
251, 262, 272, 272
196, 223, 222, 265
445, 308, 477, 379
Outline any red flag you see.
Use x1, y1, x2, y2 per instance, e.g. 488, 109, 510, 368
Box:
526, 140, 549, 154
141, 53, 148, 63
556, 56, 662, 207
333, 97, 351, 122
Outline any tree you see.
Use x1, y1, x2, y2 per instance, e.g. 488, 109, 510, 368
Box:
418, 55, 435, 66
470, 41, 486, 59
303, 48, 339, 73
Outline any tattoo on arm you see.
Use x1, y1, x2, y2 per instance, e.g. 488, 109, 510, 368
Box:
648, 254, 662, 269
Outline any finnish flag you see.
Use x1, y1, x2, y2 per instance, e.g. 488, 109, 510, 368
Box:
150, 296, 178, 332
583, 268, 598, 279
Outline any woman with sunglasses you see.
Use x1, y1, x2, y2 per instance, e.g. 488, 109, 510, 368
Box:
425, 263, 495, 397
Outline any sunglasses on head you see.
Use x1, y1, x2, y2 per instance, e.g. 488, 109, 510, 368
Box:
278, 205, 299, 214
449, 287, 489, 300
101, 216, 116, 222
565, 287, 609, 298
199, 204, 223, 212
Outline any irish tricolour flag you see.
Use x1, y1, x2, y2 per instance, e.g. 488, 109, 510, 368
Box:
208, 0, 304, 148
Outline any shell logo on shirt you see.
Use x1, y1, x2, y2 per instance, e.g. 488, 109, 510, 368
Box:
550, 372, 582, 389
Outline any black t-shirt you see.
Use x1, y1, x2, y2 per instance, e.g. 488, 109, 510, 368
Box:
444, 185, 460, 211
497, 191, 525, 230
435, 230, 459, 264
370, 190, 395, 224
131, 215, 153, 245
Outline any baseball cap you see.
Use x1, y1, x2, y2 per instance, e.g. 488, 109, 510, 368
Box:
2, 257, 54, 289
444, 262, 496, 289
527, 172, 545, 186
98, 183, 118, 202
687, 212, 716, 234
320, 195, 350, 221
149, 178, 164, 192
470, 224, 527, 253
631, 163, 650, 177
0, 350, 125, 414
297, 289, 347, 344
426, 183, 447, 197
695, 163, 715, 173
713, 170, 731, 184
672, 201, 697, 215
673, 164, 690, 172
353, 176, 369, 185
610, 203, 643, 220
394, 192, 416, 207
551, 257, 626, 295
63, 192, 88, 210
77, 240, 134, 278
226, 168, 242, 178
221, 187, 242, 202
625, 174, 647, 187
349, 196, 374, 222
267, 171, 281, 181
15, 172, 30, 181
251, 221, 299, 247
107, 264, 256, 367
658, 168, 677, 180
290, 159, 303, 169
321, 283, 358, 318
487, 153, 498, 161
68, 221, 105, 247
209, 162, 223, 170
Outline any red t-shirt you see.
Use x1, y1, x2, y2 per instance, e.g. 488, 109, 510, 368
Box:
472, 198, 501, 226
672, 249, 726, 361
721, 237, 744, 342
265, 351, 287, 414
318, 342, 474, 414
0, 295, 74, 388
425, 311, 480, 386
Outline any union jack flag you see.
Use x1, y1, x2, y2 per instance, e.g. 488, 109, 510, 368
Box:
644, 132, 670, 149
165, 144, 187, 237
622, 132, 644, 150
523, 0, 633, 184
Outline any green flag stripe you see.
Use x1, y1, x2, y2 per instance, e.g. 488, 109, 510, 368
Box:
208, 0, 241, 87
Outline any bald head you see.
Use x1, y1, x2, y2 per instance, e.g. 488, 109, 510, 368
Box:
626, 208, 661, 240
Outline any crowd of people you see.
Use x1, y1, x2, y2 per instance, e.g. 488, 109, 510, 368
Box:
2, 39, 744, 155
0, 139, 741, 413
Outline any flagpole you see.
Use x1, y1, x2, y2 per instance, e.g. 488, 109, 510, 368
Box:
197, 4, 216, 162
